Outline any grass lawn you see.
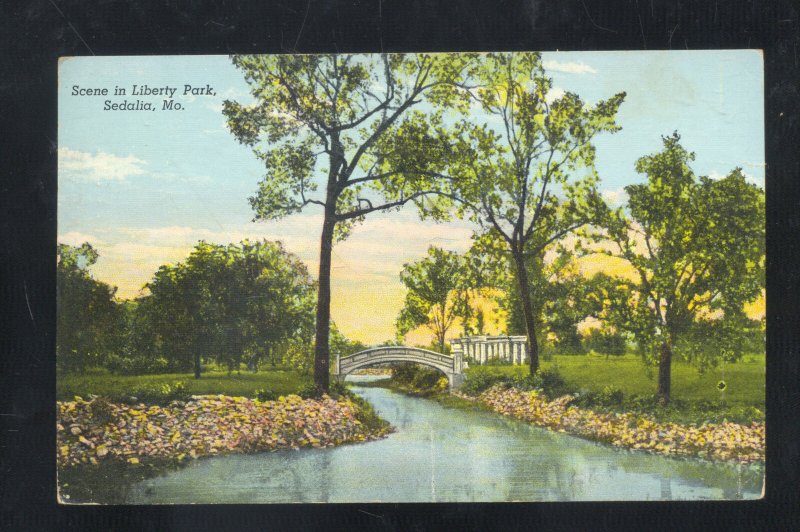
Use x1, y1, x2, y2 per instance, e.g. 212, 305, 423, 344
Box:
465, 353, 765, 421
57, 367, 312, 403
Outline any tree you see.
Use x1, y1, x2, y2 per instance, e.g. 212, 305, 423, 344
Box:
56, 243, 122, 373
593, 133, 765, 403
224, 54, 477, 391
395, 246, 469, 352
144, 240, 316, 378
384, 52, 625, 374
472, 230, 586, 356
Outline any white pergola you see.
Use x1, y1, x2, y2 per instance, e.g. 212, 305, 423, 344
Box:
450, 335, 528, 365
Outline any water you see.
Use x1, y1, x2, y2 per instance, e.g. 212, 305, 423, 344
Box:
125, 377, 763, 503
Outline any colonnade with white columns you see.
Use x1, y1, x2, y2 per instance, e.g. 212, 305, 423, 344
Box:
450, 335, 528, 365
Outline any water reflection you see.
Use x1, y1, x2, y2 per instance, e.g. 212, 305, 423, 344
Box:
125, 380, 763, 503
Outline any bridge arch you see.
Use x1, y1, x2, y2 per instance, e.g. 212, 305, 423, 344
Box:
334, 346, 465, 390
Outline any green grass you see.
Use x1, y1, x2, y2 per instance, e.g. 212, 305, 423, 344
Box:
57, 368, 311, 403
466, 353, 765, 409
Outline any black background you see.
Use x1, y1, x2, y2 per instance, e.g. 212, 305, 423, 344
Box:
1, 1, 798, 530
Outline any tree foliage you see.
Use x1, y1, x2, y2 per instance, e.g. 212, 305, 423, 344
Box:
472, 230, 588, 356
381, 51, 625, 375
589, 133, 765, 403
395, 246, 470, 352
224, 53, 478, 391
140, 240, 316, 378
57, 243, 122, 373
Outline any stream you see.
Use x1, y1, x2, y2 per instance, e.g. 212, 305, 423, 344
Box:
124, 376, 763, 503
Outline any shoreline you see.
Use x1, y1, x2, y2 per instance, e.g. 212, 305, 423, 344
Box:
363, 378, 764, 464
57, 392, 392, 501
462, 386, 764, 464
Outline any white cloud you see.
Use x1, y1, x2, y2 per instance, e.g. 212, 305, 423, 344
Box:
708, 170, 727, 181
602, 187, 628, 206
149, 172, 212, 184
219, 86, 250, 100
545, 86, 566, 104
745, 173, 763, 185
543, 60, 597, 75
57, 231, 103, 247
709, 169, 762, 185
58, 147, 146, 182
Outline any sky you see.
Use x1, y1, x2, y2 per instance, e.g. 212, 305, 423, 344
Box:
58, 51, 765, 344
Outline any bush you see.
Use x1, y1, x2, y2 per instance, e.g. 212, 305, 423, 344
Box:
328, 381, 353, 399
105, 353, 170, 375
253, 388, 278, 401
347, 393, 391, 434
484, 357, 513, 366
129, 380, 189, 404
391, 363, 418, 385
532, 368, 570, 398
390, 363, 443, 392
598, 385, 624, 406
298, 383, 324, 399
582, 329, 627, 357
89, 396, 115, 424
461, 367, 512, 396
411, 366, 443, 390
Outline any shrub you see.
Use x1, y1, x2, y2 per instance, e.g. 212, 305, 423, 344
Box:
328, 381, 353, 399
391, 362, 418, 385
598, 385, 624, 406
298, 383, 324, 399
253, 388, 278, 401
89, 396, 115, 424
129, 380, 189, 404
411, 366, 443, 390
532, 368, 570, 398
389, 363, 443, 393
484, 357, 513, 366
461, 367, 512, 396
105, 353, 170, 375
348, 393, 391, 434
582, 329, 627, 357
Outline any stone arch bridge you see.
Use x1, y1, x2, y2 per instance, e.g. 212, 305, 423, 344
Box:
334, 346, 465, 390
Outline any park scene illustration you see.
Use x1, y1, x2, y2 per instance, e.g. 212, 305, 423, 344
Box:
57, 51, 765, 503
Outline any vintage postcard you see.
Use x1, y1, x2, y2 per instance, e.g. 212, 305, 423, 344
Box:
57, 51, 765, 503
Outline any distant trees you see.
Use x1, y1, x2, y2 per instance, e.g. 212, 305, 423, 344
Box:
395, 247, 470, 352
57, 240, 320, 378
141, 240, 317, 378
56, 243, 123, 372
588, 134, 765, 403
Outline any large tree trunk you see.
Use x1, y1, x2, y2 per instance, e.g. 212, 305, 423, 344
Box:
512, 250, 540, 375
313, 211, 336, 392
194, 351, 201, 379
656, 338, 672, 405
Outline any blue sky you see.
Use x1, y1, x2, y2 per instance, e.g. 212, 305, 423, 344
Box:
58, 51, 764, 343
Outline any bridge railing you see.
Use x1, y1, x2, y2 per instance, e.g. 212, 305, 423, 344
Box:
335, 346, 460, 376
